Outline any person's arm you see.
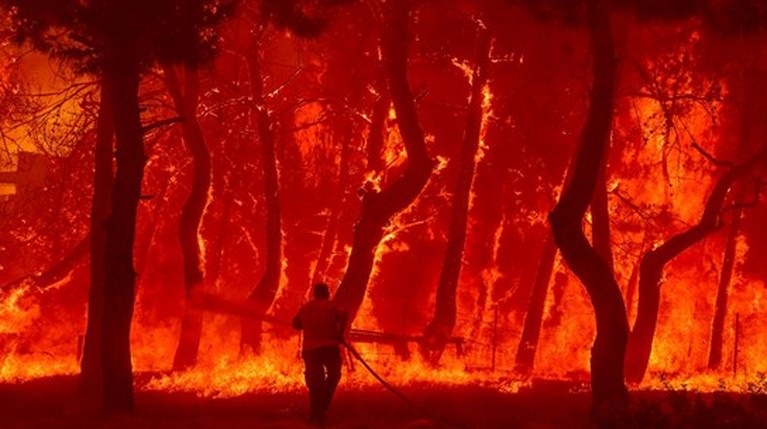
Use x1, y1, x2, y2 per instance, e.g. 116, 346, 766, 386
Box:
292, 308, 303, 330
336, 309, 349, 342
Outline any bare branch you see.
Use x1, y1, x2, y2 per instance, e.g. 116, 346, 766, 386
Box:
141, 116, 184, 134
691, 142, 734, 168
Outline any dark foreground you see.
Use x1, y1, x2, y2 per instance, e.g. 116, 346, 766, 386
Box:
1, 375, 767, 429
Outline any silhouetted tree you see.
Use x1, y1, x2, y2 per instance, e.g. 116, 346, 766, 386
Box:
333, 0, 433, 320
423, 27, 491, 364
164, 65, 212, 370
547, 0, 629, 422
4, 0, 232, 413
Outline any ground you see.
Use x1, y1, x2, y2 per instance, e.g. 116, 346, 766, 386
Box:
1, 376, 767, 428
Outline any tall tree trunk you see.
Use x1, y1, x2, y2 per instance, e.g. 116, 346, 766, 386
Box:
100, 52, 144, 414
333, 0, 433, 320
311, 121, 351, 287
241, 36, 283, 354
514, 234, 557, 374
547, 0, 628, 419
422, 29, 491, 364
164, 65, 212, 370
79, 76, 114, 397
708, 206, 743, 369
624, 152, 765, 383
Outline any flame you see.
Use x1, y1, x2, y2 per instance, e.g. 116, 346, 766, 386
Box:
0, 285, 39, 334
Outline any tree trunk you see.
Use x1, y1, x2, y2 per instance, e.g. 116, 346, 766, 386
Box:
547, 0, 628, 419
591, 161, 614, 271
241, 38, 283, 354
79, 76, 114, 397
708, 206, 742, 369
422, 29, 491, 364
515, 152, 577, 374
514, 234, 557, 374
311, 121, 351, 287
164, 65, 212, 370
366, 80, 389, 173
624, 233, 649, 324
333, 0, 432, 320
100, 53, 144, 414
624, 152, 765, 383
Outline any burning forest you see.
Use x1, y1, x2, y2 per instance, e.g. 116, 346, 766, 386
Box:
2, 0, 767, 428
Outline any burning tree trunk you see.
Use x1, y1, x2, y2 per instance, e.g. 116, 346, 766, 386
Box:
422, 28, 491, 364
515, 118, 615, 375
100, 52, 144, 414
547, 0, 628, 418
708, 205, 743, 369
79, 77, 114, 396
164, 65, 212, 370
624, 152, 765, 383
366, 79, 389, 173
311, 120, 351, 287
241, 35, 283, 354
515, 157, 576, 374
333, 0, 433, 319
514, 234, 557, 374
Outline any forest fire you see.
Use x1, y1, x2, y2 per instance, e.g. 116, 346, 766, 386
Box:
3, 0, 767, 428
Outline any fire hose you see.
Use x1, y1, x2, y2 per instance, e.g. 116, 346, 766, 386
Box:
339, 339, 468, 429
191, 291, 468, 428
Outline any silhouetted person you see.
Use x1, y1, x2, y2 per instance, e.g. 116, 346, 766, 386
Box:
292, 283, 349, 425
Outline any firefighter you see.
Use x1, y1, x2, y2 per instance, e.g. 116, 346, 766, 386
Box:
292, 283, 349, 425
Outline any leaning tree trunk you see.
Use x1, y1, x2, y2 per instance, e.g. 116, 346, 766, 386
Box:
333, 0, 433, 320
708, 205, 743, 369
515, 155, 578, 374
422, 29, 491, 364
164, 65, 212, 370
624, 149, 766, 383
547, 0, 628, 420
100, 51, 144, 414
514, 234, 557, 374
241, 38, 283, 355
79, 76, 114, 397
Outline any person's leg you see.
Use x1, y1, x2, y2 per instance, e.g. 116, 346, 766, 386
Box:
319, 346, 342, 418
303, 349, 324, 423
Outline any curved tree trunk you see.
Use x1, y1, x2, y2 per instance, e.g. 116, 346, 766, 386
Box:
624, 150, 766, 384
79, 76, 114, 397
100, 52, 144, 414
333, 0, 433, 320
591, 161, 614, 271
708, 206, 742, 369
164, 65, 212, 370
241, 35, 283, 355
422, 29, 491, 364
547, 0, 628, 419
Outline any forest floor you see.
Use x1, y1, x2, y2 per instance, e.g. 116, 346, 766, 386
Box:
1, 375, 767, 429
